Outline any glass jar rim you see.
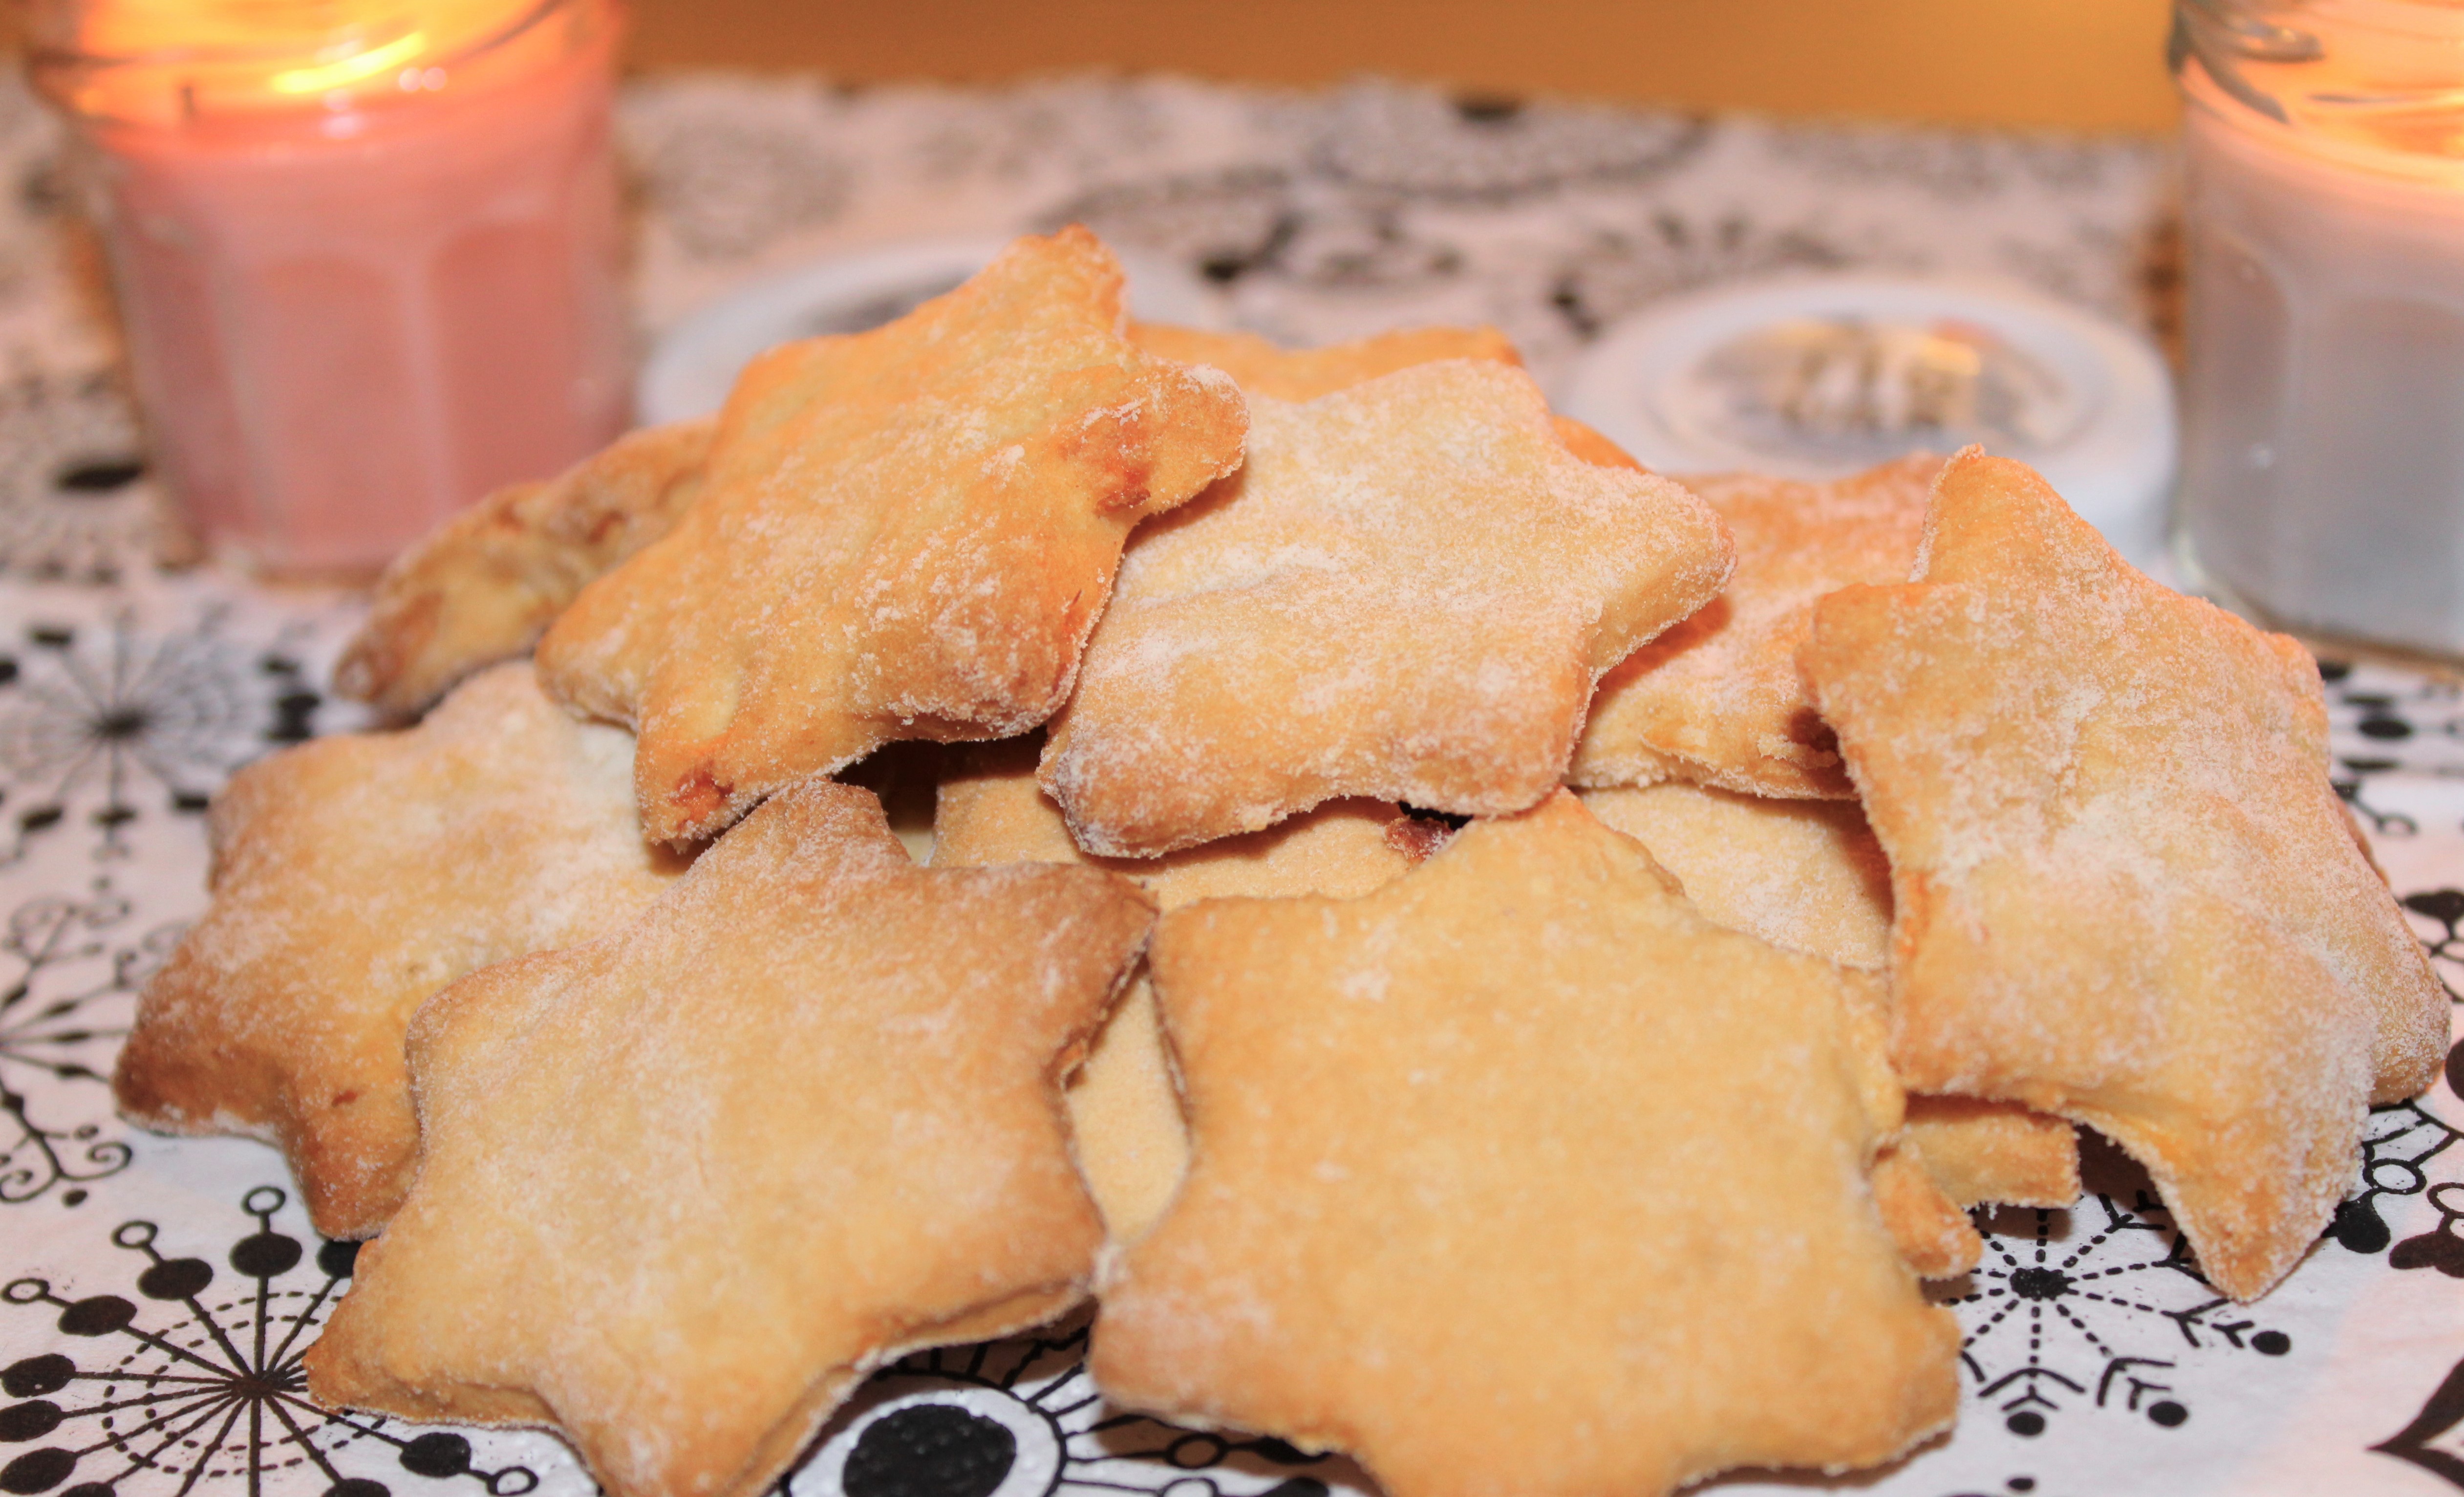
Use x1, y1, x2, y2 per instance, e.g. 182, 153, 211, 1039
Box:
2185, 0, 2464, 43
26, 0, 608, 127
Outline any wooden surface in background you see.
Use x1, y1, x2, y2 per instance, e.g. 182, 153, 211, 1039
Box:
624, 0, 2181, 133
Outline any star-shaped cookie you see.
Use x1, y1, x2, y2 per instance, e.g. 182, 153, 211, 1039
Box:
1040, 358, 1732, 856
1800, 447, 2446, 1298
337, 417, 715, 718
1572, 454, 1939, 798
537, 227, 1249, 845
112, 664, 683, 1238
1093, 791, 1958, 1497
304, 779, 1154, 1497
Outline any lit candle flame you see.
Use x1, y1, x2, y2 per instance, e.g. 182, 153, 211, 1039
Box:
39, 1, 566, 124
268, 30, 430, 94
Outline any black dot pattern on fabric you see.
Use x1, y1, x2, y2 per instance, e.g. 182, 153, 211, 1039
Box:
0, 1359, 70, 1400
842, 1405, 1017, 1497
135, 1258, 211, 1300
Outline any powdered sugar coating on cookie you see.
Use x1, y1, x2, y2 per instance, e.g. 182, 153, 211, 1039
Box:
1801, 447, 2445, 1299
1577, 780, 1892, 971
538, 227, 1248, 846
337, 418, 715, 718
304, 780, 1154, 1497
113, 663, 683, 1238
1042, 358, 1732, 856
1573, 454, 1939, 799
1094, 791, 1957, 1497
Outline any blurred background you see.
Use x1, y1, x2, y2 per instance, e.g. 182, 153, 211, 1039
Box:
623, 0, 2178, 133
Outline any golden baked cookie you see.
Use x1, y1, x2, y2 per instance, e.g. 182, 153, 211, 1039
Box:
1903, 1096, 2081, 1209
1094, 791, 1958, 1497
538, 227, 1248, 846
1042, 358, 1732, 856
1578, 779, 2080, 1207
1551, 413, 1647, 471
1801, 446, 2446, 1299
933, 736, 1431, 1240
1576, 781, 1891, 971
336, 418, 715, 718
1872, 1141, 1985, 1278
1573, 454, 1940, 799
304, 780, 1153, 1497
112, 664, 683, 1238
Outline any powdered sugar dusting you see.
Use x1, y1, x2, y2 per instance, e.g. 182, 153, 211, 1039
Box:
115, 662, 686, 1237
536, 227, 1249, 846
1573, 454, 1940, 800
306, 779, 1151, 1497
1579, 782, 1891, 971
1799, 449, 2446, 1299
1041, 359, 1732, 856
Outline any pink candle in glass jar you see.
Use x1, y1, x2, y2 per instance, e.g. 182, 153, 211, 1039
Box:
28, 0, 630, 579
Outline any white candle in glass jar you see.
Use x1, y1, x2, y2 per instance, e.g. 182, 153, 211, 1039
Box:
2174, 0, 2464, 654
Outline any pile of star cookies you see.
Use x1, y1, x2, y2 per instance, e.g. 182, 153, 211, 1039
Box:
115, 227, 2446, 1497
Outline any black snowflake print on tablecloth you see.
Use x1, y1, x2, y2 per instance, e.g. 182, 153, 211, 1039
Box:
906, 85, 1173, 191
2310, 656, 2464, 839
0, 1186, 538, 1497
793, 1313, 1346, 1497
2377, 1356, 2464, 1489
2395, 886, 2464, 1102
2403, 888, 2464, 1007
1049, 168, 1298, 286
1760, 124, 2136, 205
1309, 84, 1708, 202
1545, 215, 1866, 339
0, 612, 323, 864
0, 880, 170, 1209
1942, 1144, 2293, 1441
2327, 1104, 2464, 1274
0, 373, 166, 587
1938, 1475, 2058, 1497
1049, 168, 1463, 294
629, 113, 854, 262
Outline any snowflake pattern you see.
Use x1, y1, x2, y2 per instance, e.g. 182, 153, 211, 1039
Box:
1545, 213, 1870, 339
1307, 84, 1708, 201
0, 372, 169, 586
0, 612, 324, 865
794, 1316, 1354, 1497
1048, 168, 1469, 296
1948, 1177, 2294, 1441
1, 1188, 542, 1497
2328, 1104, 2464, 1263
629, 111, 854, 263
0, 881, 168, 1208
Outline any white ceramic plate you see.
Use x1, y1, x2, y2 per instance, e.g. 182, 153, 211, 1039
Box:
1555, 273, 2178, 570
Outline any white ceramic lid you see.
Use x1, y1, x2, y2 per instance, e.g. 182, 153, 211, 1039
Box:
1553, 273, 2179, 570
637, 236, 1229, 427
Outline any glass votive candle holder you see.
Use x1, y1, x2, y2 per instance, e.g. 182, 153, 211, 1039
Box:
2173, 0, 2464, 656
25, 0, 632, 580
